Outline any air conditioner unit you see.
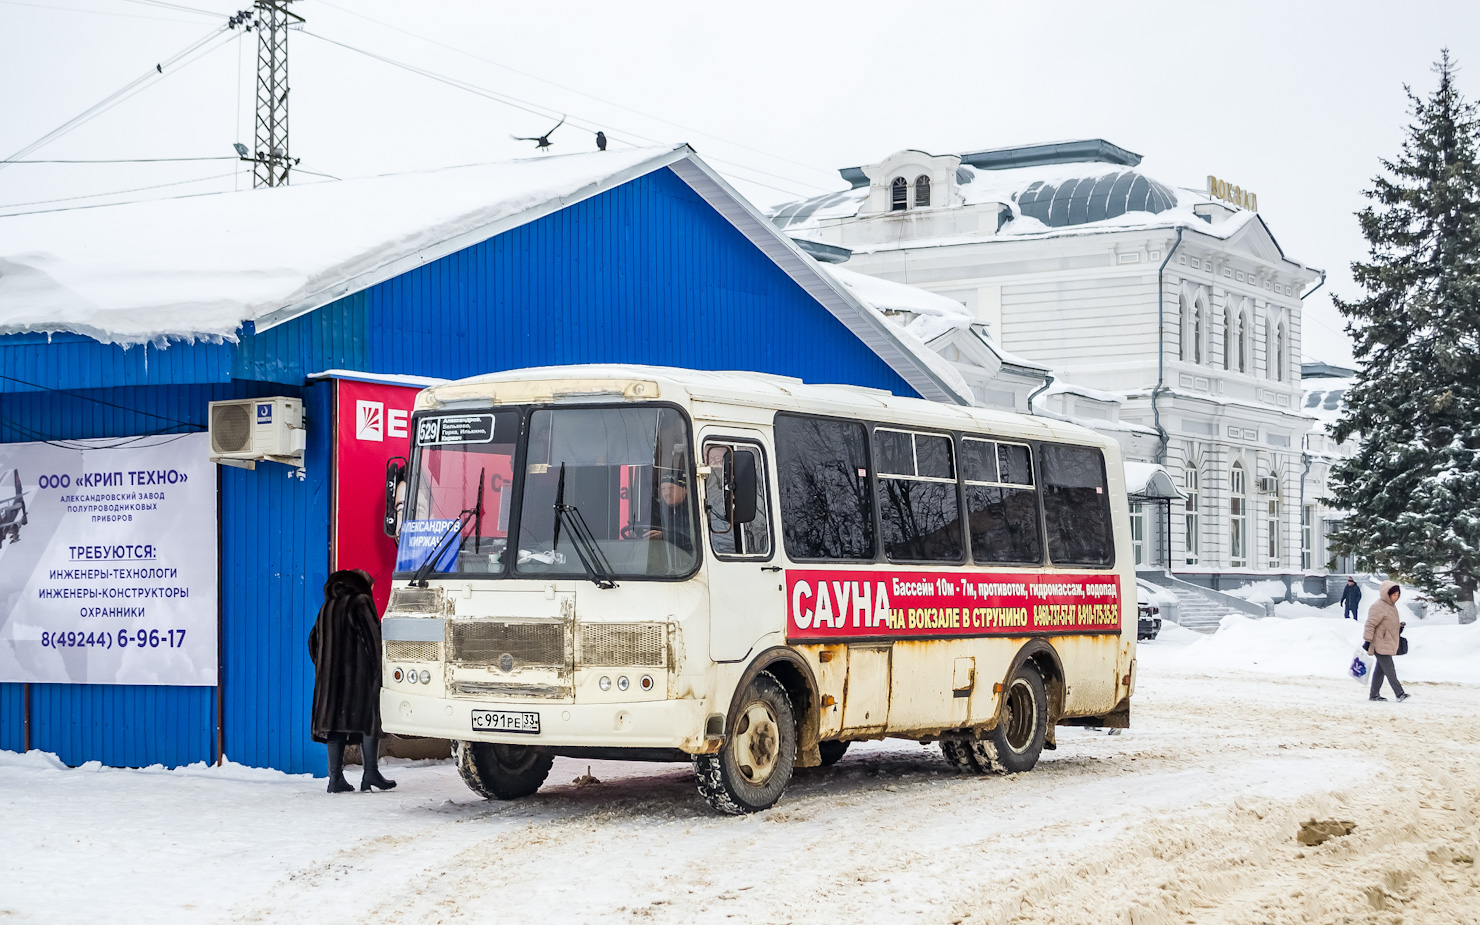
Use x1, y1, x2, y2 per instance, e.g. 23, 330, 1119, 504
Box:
208, 397, 305, 469
1258, 476, 1279, 493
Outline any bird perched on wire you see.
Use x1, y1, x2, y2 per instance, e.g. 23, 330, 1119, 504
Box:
595, 131, 607, 151
511, 116, 565, 151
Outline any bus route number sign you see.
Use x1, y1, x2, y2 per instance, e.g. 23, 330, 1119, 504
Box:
417, 414, 496, 446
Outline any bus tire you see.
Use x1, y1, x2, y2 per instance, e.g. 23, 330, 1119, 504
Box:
694, 671, 796, 814
940, 663, 1048, 775
456, 741, 554, 800
817, 740, 850, 766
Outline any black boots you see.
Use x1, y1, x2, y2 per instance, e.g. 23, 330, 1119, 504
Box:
326, 737, 355, 793
359, 735, 397, 791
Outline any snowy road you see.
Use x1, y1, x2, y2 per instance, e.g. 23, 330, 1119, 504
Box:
5, 625, 1480, 924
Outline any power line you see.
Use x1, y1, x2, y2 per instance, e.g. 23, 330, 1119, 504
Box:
0, 156, 236, 164
301, 30, 827, 199
0, 24, 233, 171
314, 0, 839, 186
0, 170, 239, 210
0, 374, 205, 429
0, 0, 201, 21
117, 0, 222, 17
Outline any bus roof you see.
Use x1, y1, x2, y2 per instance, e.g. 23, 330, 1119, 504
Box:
415, 364, 1116, 449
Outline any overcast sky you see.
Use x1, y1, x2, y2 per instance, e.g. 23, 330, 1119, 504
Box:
4, 0, 1478, 367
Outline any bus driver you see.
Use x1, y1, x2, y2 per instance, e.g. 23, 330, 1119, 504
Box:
645, 470, 694, 553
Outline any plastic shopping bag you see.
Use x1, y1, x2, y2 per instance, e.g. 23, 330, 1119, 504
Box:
1349, 645, 1373, 683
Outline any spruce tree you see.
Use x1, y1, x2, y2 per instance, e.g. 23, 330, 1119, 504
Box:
1329, 50, 1480, 613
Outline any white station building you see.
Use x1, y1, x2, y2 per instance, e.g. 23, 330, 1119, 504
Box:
771, 139, 1338, 602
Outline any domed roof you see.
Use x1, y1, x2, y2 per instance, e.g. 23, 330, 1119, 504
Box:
1016, 170, 1176, 227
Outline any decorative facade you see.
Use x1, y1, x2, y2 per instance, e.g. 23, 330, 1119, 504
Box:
771, 140, 1332, 591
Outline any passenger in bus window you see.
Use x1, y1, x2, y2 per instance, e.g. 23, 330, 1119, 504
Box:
646, 470, 694, 553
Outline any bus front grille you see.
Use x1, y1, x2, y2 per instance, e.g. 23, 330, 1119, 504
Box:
578, 623, 666, 667
385, 640, 441, 662
449, 621, 567, 670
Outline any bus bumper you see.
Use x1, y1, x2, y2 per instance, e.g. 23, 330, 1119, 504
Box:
380, 688, 709, 751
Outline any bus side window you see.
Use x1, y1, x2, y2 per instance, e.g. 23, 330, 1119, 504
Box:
874, 428, 963, 563
774, 415, 875, 561
1039, 444, 1114, 567
704, 441, 772, 558
961, 437, 1042, 565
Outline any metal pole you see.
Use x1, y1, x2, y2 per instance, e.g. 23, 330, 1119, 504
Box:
252, 1, 301, 188
23, 682, 31, 752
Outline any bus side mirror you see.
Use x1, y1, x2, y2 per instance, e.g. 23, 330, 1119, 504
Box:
730, 451, 757, 524
384, 457, 407, 537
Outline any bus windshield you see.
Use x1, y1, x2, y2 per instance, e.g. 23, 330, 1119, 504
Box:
396, 405, 698, 580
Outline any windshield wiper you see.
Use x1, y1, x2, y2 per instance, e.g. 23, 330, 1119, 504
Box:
553, 463, 618, 589
410, 507, 475, 587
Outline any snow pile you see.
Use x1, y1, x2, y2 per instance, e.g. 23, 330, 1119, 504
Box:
0, 146, 684, 345
1144, 612, 1480, 684
1222, 580, 1291, 604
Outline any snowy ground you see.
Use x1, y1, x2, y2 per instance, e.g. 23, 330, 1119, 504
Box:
4, 615, 1479, 924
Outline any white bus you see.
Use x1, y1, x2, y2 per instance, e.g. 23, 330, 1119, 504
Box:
380, 365, 1136, 813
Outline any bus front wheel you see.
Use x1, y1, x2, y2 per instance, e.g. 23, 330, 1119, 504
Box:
694, 671, 797, 814
940, 663, 1048, 775
456, 741, 554, 800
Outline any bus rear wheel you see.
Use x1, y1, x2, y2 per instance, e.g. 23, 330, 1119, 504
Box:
940, 663, 1048, 775
694, 671, 796, 814
456, 741, 554, 800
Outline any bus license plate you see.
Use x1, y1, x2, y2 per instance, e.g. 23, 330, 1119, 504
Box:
471, 709, 541, 735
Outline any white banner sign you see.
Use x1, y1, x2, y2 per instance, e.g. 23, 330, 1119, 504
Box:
0, 434, 218, 685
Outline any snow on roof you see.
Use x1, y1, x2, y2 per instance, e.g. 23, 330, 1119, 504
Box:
1303, 377, 1353, 429
770, 158, 1270, 249
818, 265, 974, 401
0, 146, 689, 345
1123, 461, 1186, 501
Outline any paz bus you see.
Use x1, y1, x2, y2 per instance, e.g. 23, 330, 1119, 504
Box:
379, 365, 1136, 814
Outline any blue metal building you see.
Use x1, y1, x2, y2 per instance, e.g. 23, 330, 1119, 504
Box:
0, 145, 964, 773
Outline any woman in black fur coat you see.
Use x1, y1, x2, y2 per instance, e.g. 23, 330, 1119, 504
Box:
308, 569, 396, 793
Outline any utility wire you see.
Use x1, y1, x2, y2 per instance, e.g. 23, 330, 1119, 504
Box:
314, 0, 839, 186
117, 0, 222, 17
0, 24, 231, 172
0, 156, 236, 164
0, 374, 205, 429
0, 0, 201, 21
0, 170, 239, 210
302, 30, 827, 199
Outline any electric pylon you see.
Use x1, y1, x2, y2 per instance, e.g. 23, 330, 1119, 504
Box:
251, 0, 302, 187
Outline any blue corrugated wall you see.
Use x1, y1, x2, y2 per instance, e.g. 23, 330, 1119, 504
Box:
0, 162, 918, 772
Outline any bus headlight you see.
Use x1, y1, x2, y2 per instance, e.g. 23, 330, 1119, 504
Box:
640, 675, 654, 691
599, 676, 611, 691
617, 676, 630, 691
392, 667, 404, 683
419, 669, 431, 685
407, 670, 419, 685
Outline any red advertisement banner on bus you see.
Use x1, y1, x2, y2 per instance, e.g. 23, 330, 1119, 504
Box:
785, 569, 1123, 641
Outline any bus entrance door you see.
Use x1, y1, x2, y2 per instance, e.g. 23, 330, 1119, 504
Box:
701, 435, 779, 662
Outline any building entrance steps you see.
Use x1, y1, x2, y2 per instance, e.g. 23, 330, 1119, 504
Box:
1136, 569, 1273, 635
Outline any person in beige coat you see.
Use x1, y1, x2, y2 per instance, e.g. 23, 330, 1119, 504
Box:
1363, 580, 1409, 702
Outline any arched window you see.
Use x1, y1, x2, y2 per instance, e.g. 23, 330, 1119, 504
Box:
1230, 461, 1248, 567
914, 175, 931, 208
1179, 295, 1191, 361
1274, 321, 1286, 382
1237, 311, 1249, 372
890, 177, 908, 211
1183, 464, 1200, 565
1193, 297, 1206, 364
1223, 305, 1235, 370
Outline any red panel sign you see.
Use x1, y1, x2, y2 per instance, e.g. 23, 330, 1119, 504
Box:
333, 378, 420, 616
785, 569, 1122, 641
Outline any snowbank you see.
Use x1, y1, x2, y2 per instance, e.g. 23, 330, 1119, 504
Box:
1143, 612, 1480, 685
